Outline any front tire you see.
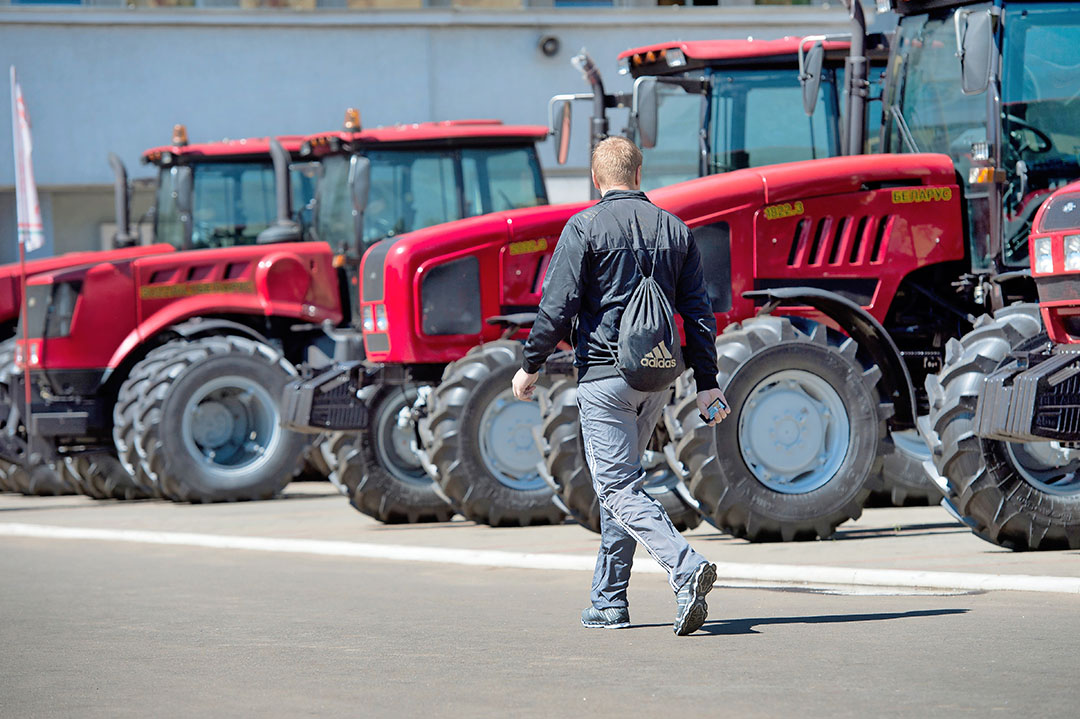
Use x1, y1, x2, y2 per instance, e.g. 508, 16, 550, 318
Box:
926, 304, 1080, 550
133, 336, 307, 503
672, 317, 888, 541
420, 341, 564, 527
326, 385, 455, 523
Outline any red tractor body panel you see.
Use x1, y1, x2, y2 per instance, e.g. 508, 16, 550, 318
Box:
142, 136, 306, 164
361, 153, 964, 365
21, 243, 340, 373
305, 120, 549, 154
618, 36, 851, 63
1029, 180, 1080, 344
0, 245, 174, 330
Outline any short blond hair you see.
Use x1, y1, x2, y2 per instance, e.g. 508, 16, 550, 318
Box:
591, 136, 642, 188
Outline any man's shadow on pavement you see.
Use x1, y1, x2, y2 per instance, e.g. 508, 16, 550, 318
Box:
635, 608, 969, 635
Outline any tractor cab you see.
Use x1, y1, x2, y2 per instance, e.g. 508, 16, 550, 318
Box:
550, 36, 889, 193
301, 112, 550, 258
880, 0, 1080, 274
141, 125, 316, 251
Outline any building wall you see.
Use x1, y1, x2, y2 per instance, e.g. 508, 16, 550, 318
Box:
0, 7, 850, 261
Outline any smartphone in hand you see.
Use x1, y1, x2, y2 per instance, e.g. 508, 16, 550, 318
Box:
698, 396, 728, 423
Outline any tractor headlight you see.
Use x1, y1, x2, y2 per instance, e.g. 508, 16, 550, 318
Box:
1034, 237, 1054, 274
1065, 235, 1080, 272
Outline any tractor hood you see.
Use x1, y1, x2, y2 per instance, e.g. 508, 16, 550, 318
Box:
0, 244, 174, 328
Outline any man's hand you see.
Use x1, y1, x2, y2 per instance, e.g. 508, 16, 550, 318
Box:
696, 388, 731, 426
513, 369, 540, 401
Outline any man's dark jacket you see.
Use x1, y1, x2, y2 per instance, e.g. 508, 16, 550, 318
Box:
522, 189, 719, 390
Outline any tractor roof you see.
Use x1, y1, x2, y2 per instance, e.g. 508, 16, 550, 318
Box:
619, 36, 851, 75
142, 135, 306, 166
303, 120, 549, 157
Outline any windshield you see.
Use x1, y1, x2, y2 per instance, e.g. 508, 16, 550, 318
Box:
315, 145, 546, 252
462, 146, 547, 214
641, 67, 841, 191
1000, 2, 1080, 266
189, 162, 277, 249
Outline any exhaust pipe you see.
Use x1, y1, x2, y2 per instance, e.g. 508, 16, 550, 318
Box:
107, 153, 137, 248
843, 0, 869, 156
256, 138, 302, 245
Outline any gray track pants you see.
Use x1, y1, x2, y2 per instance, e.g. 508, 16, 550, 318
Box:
577, 375, 707, 610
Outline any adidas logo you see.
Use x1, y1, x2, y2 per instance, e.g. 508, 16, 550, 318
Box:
640, 341, 678, 369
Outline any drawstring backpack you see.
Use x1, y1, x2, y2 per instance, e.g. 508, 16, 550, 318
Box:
602, 209, 684, 392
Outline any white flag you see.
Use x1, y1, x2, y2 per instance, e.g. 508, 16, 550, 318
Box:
10, 66, 45, 254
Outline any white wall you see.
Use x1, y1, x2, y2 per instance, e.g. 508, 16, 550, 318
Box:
0, 6, 850, 260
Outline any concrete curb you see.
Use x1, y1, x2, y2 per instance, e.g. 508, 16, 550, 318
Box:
2, 522, 1078, 595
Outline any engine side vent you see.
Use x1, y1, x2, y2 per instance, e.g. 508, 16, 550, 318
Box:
849, 216, 870, 264
827, 217, 850, 265
807, 217, 831, 266
786, 218, 808, 267
870, 215, 892, 263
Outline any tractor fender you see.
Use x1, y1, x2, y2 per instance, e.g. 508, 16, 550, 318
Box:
743, 287, 917, 429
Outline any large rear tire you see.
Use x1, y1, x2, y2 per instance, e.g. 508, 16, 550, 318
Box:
670, 316, 888, 541
66, 453, 149, 501
133, 336, 307, 503
326, 385, 455, 523
538, 378, 700, 533
113, 343, 193, 495
420, 341, 564, 527
926, 304, 1080, 550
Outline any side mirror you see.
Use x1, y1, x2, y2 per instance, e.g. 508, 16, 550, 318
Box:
634, 76, 659, 150
956, 9, 993, 95
800, 41, 826, 116
552, 100, 572, 165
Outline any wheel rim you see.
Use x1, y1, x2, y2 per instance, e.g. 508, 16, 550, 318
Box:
478, 388, 546, 491
374, 387, 430, 487
180, 375, 281, 486
736, 369, 850, 494
1005, 441, 1080, 497
641, 449, 677, 495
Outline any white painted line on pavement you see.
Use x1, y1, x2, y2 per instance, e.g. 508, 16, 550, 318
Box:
2, 522, 1079, 595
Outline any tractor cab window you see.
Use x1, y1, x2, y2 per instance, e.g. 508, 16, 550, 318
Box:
707, 67, 839, 176
461, 146, 547, 215
641, 84, 704, 191
1000, 3, 1080, 266
884, 7, 991, 267
314, 154, 354, 252
364, 150, 460, 246
154, 166, 185, 249
189, 161, 277, 249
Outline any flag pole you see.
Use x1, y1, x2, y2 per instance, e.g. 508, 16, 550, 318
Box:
11, 66, 38, 474
17, 233, 33, 473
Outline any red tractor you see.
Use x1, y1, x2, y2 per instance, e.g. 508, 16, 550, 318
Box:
281, 33, 892, 530
287, 0, 1080, 549
0, 126, 315, 496
924, 179, 1080, 550
1, 117, 551, 504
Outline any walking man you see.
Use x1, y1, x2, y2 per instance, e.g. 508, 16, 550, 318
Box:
512, 137, 729, 636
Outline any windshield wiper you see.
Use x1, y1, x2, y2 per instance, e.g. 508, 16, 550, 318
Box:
890, 104, 921, 153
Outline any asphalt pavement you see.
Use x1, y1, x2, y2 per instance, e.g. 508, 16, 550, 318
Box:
2, 484, 1078, 717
